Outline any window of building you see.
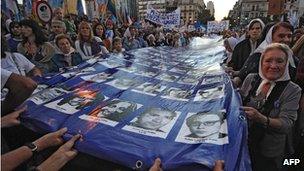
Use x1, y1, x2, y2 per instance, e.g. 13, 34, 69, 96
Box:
189, 12, 192, 15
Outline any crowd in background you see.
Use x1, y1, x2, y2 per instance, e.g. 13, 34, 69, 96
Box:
1, 7, 304, 171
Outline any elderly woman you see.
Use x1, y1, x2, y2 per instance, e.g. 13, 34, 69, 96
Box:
240, 43, 301, 170
223, 37, 238, 64
17, 19, 55, 73
50, 34, 83, 72
75, 21, 109, 60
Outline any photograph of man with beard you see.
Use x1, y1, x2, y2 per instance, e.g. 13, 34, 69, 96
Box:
45, 90, 106, 114
131, 108, 177, 131
88, 99, 138, 122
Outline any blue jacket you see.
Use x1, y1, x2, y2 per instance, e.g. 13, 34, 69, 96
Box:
50, 52, 83, 72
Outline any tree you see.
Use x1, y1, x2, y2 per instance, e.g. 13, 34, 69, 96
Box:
198, 9, 215, 25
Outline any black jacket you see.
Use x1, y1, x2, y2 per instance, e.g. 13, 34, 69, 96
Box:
238, 52, 299, 82
228, 38, 261, 71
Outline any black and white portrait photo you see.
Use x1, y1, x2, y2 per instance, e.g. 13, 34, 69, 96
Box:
194, 85, 225, 101
123, 108, 180, 138
45, 90, 106, 114
81, 72, 114, 83
201, 75, 224, 85
161, 87, 193, 101
30, 87, 69, 105
132, 82, 166, 96
106, 78, 139, 90
175, 110, 228, 145
79, 99, 142, 126
177, 76, 199, 85
98, 59, 122, 68
156, 73, 179, 82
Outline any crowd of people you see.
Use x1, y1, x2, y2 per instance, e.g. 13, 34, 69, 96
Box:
223, 19, 304, 171
1, 6, 303, 171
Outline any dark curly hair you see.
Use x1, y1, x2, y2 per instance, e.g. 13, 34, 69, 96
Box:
19, 19, 48, 45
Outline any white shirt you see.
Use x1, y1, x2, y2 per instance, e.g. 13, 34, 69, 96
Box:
1, 52, 35, 76
1, 68, 12, 89
75, 36, 109, 60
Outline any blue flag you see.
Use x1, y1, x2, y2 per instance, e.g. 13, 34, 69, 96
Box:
22, 39, 251, 171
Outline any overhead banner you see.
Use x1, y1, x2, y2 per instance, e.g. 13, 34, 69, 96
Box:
146, 6, 180, 28
207, 20, 229, 33
21, 37, 251, 171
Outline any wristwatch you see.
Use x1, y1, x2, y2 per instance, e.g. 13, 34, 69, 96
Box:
25, 142, 38, 154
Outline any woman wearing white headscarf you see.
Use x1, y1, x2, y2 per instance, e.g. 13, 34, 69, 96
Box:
233, 22, 297, 87
228, 18, 264, 71
224, 37, 238, 64
240, 43, 301, 171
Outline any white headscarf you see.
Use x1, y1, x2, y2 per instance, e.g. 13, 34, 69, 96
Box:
248, 18, 265, 31
256, 43, 292, 97
254, 25, 296, 68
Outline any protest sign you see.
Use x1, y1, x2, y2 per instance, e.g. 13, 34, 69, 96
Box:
146, 6, 180, 28
207, 20, 230, 33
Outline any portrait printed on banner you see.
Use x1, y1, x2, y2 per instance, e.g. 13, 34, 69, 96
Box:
201, 75, 224, 85
98, 59, 122, 68
175, 110, 228, 145
194, 85, 225, 101
152, 63, 169, 70
169, 67, 188, 74
187, 69, 205, 78
161, 87, 193, 101
30, 87, 69, 105
106, 78, 139, 90
119, 66, 137, 73
156, 73, 179, 82
134, 69, 159, 78
32, 84, 49, 94
44, 90, 107, 114
132, 82, 166, 96
123, 108, 180, 138
79, 99, 142, 126
177, 76, 199, 85
79, 67, 96, 73
81, 72, 114, 83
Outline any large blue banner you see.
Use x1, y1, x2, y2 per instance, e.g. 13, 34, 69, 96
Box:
21, 38, 251, 170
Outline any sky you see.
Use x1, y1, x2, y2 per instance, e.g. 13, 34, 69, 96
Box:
212, 0, 238, 21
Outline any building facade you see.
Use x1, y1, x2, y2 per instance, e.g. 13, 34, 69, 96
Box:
284, 0, 303, 17
206, 1, 215, 16
166, 0, 205, 25
240, 0, 268, 25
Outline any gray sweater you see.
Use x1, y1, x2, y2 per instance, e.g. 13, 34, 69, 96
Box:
240, 73, 302, 157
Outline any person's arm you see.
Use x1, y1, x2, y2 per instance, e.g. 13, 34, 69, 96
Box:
241, 84, 301, 133
36, 134, 81, 171
1, 73, 37, 115
1, 106, 26, 128
1, 146, 34, 171
1, 128, 68, 171
28, 67, 42, 77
